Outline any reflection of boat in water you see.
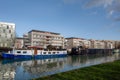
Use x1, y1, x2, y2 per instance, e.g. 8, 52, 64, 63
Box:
1, 47, 67, 59
22, 58, 67, 74
0, 57, 67, 80
2, 55, 67, 65
1, 53, 120, 80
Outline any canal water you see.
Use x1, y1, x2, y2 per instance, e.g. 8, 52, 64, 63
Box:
0, 52, 120, 80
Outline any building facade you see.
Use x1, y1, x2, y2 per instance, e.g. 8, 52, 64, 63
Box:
27, 30, 65, 49
0, 22, 15, 48
66, 37, 116, 50
14, 37, 24, 49
23, 33, 31, 48
65, 37, 89, 50
93, 40, 105, 49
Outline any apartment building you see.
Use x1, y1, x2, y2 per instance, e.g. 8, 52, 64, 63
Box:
65, 37, 117, 50
66, 37, 78, 50
93, 40, 105, 49
81, 39, 91, 48
0, 22, 15, 48
27, 30, 65, 49
114, 41, 120, 48
65, 37, 90, 50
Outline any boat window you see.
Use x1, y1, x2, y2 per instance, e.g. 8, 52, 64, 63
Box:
57, 52, 59, 54
53, 52, 56, 54
17, 51, 21, 53
23, 51, 27, 54
63, 52, 66, 54
41, 52, 42, 54
43, 52, 46, 54
48, 52, 51, 54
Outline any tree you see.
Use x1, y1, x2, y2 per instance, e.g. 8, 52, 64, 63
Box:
47, 45, 53, 50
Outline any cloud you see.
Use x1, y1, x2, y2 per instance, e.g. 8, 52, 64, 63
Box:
114, 17, 120, 21
62, 0, 120, 21
107, 0, 120, 21
109, 10, 114, 15
112, 1, 120, 13
85, 0, 113, 8
84, 0, 120, 21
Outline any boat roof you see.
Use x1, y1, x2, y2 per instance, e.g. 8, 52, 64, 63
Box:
28, 46, 44, 49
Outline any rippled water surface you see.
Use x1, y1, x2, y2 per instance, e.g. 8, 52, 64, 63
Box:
0, 53, 120, 80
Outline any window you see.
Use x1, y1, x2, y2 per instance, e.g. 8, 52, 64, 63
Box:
48, 52, 51, 54
23, 51, 27, 54
9, 30, 11, 33
17, 51, 21, 53
3, 29, 5, 33
43, 52, 46, 54
7, 25, 9, 29
53, 52, 56, 54
33, 34, 36, 38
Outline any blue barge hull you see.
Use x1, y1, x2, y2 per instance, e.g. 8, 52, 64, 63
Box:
2, 53, 67, 59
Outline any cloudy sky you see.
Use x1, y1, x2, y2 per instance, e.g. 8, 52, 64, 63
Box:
0, 0, 120, 40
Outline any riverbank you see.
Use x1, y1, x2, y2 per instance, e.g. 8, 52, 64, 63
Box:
33, 60, 120, 80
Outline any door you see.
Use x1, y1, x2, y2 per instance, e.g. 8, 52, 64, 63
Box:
34, 48, 37, 55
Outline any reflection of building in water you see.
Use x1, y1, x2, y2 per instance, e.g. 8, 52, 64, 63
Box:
0, 53, 120, 80
66, 53, 120, 67
22, 58, 67, 74
0, 64, 16, 80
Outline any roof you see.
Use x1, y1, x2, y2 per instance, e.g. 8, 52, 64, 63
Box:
0, 22, 15, 25
28, 30, 60, 35
66, 37, 85, 40
16, 37, 23, 39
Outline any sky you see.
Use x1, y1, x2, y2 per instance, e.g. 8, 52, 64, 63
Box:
0, 0, 120, 40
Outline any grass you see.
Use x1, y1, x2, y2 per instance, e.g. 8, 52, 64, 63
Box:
33, 60, 120, 80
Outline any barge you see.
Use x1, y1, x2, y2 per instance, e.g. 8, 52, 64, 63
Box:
1, 47, 67, 59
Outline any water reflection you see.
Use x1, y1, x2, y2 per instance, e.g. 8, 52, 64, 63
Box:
0, 53, 120, 80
